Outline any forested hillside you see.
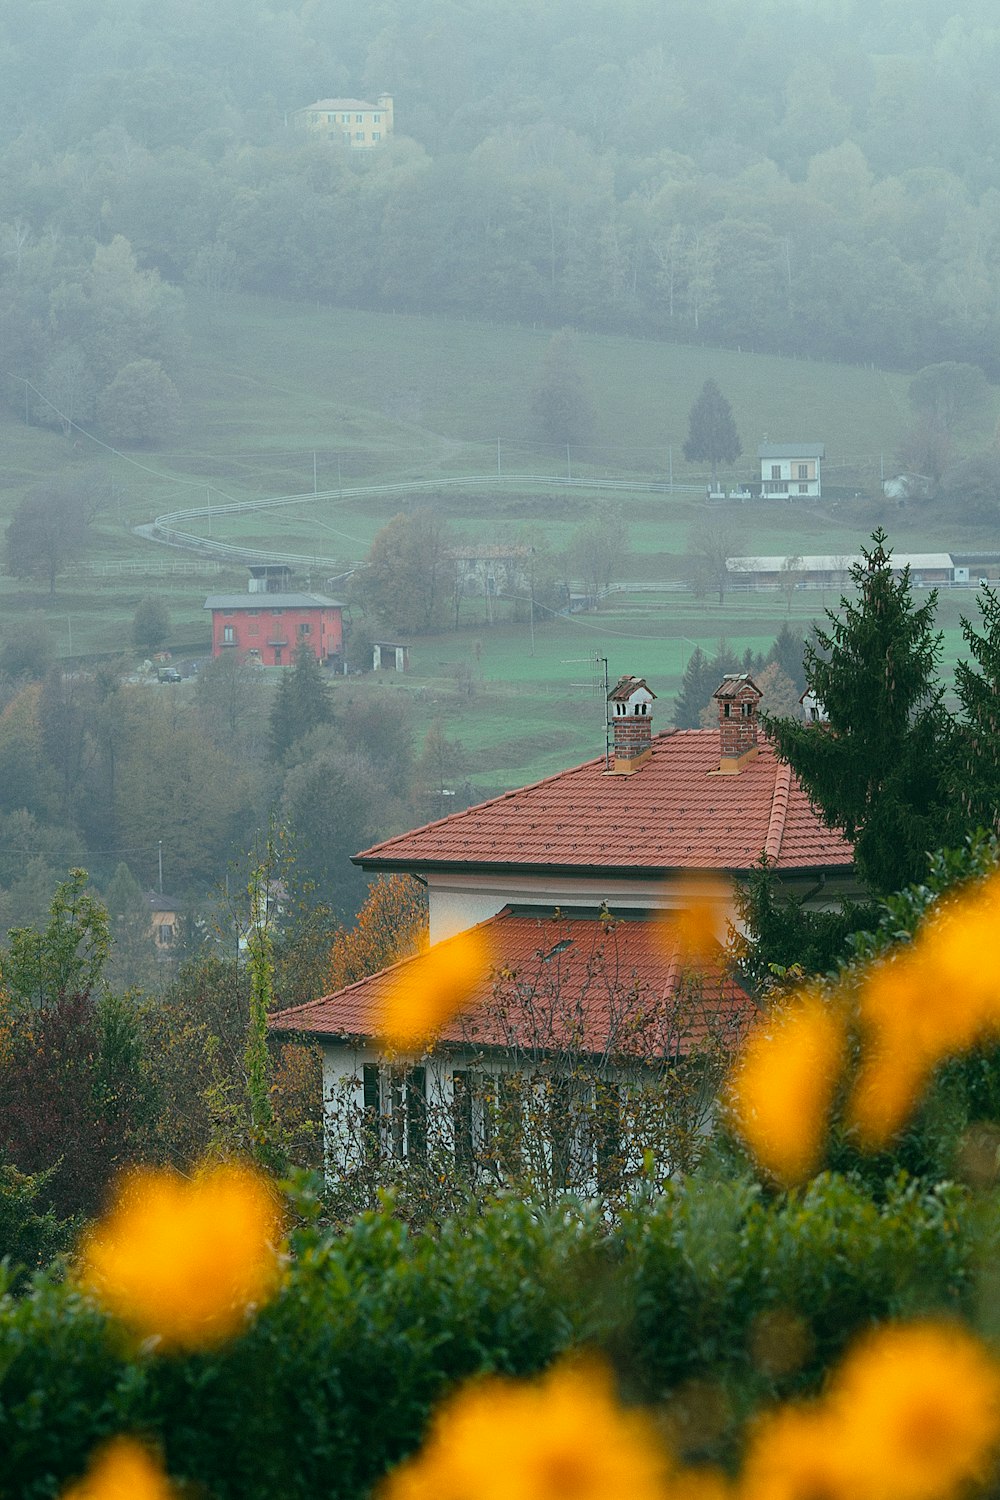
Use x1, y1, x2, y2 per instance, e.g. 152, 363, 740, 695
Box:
3, 0, 1000, 424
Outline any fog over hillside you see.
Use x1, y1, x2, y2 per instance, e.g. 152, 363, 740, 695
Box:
3, 0, 1000, 381
0, 0, 995, 942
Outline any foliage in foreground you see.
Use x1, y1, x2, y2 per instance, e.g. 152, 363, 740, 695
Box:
0, 1170, 981, 1500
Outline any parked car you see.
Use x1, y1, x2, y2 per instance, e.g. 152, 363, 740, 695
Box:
157, 667, 182, 683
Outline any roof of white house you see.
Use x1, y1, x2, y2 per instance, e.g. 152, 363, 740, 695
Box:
726, 554, 954, 575
758, 444, 826, 459
298, 98, 385, 111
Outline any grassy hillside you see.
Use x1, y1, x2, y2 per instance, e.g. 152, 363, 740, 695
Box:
0, 293, 994, 791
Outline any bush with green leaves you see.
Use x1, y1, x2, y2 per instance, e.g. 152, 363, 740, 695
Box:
0, 1170, 987, 1498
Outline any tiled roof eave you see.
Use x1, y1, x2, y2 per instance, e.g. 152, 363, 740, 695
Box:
352, 852, 853, 877
270, 1021, 680, 1066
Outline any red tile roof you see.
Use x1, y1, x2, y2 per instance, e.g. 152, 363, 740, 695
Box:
271, 909, 753, 1058
355, 731, 852, 876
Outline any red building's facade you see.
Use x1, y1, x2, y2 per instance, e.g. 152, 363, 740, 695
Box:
204, 592, 344, 667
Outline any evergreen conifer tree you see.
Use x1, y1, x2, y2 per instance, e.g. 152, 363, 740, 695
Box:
673, 646, 714, 728
765, 531, 956, 894
952, 586, 1000, 833
268, 639, 332, 761
767, 622, 807, 696
683, 378, 741, 484
530, 329, 596, 447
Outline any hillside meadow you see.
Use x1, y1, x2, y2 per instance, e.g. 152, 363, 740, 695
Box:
0, 293, 996, 790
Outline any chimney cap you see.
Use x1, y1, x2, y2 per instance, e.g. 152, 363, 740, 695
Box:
607, 674, 657, 705
712, 672, 762, 702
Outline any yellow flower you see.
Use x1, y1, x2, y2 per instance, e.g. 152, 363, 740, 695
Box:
657, 875, 733, 966
77, 1161, 284, 1351
848, 873, 1000, 1146
60, 1437, 176, 1500
670, 1466, 732, 1500
380, 1359, 672, 1500
726, 991, 845, 1186
829, 1321, 1000, 1500
377, 927, 493, 1049
740, 1403, 858, 1500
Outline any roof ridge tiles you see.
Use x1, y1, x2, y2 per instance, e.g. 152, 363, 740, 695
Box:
354, 732, 680, 863
352, 729, 852, 876
764, 758, 793, 862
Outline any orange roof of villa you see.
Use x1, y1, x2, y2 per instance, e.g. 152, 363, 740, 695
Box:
271, 909, 753, 1055
355, 731, 852, 877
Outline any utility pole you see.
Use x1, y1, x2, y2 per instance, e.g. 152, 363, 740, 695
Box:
158, 840, 163, 894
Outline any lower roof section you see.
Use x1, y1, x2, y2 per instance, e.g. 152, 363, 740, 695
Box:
271, 907, 753, 1060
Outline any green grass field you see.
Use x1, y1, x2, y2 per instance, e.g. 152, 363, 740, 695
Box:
0, 292, 995, 790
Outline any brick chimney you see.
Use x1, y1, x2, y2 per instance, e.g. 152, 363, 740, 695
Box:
713, 674, 762, 773
607, 675, 656, 774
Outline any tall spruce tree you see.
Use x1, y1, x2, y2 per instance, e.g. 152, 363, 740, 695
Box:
683, 378, 741, 484
673, 646, 714, 728
269, 639, 332, 761
767, 622, 807, 697
952, 586, 1000, 833
765, 531, 955, 895
530, 329, 595, 447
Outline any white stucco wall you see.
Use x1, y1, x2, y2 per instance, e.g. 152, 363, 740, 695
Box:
424, 869, 740, 942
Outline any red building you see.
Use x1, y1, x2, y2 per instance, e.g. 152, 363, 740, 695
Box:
204, 591, 344, 667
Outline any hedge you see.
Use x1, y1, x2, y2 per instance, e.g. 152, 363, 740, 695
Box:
0, 1172, 983, 1498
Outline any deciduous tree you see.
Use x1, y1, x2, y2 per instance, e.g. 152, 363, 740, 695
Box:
6, 478, 94, 597
96, 357, 181, 444
570, 506, 628, 607
197, 648, 267, 755
131, 596, 170, 653
327, 874, 428, 993
908, 361, 988, 434
356, 510, 455, 635
0, 621, 54, 681
686, 516, 743, 604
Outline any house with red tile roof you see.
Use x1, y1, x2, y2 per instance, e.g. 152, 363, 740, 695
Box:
272, 674, 855, 1189
353, 673, 855, 944
278, 904, 752, 1190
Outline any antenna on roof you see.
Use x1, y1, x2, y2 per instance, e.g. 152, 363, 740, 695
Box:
561, 652, 611, 768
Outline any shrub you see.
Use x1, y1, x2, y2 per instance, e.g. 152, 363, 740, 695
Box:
0, 1172, 982, 1497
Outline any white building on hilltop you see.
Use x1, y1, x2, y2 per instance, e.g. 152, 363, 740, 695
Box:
292, 94, 393, 148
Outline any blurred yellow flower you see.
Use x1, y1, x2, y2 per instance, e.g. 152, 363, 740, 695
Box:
60, 1436, 176, 1500
740, 1403, 857, 1500
849, 872, 1000, 1146
726, 991, 845, 1186
77, 1161, 284, 1351
380, 1359, 672, 1500
377, 927, 493, 1049
657, 875, 733, 966
829, 1321, 1000, 1500
670, 1466, 732, 1500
